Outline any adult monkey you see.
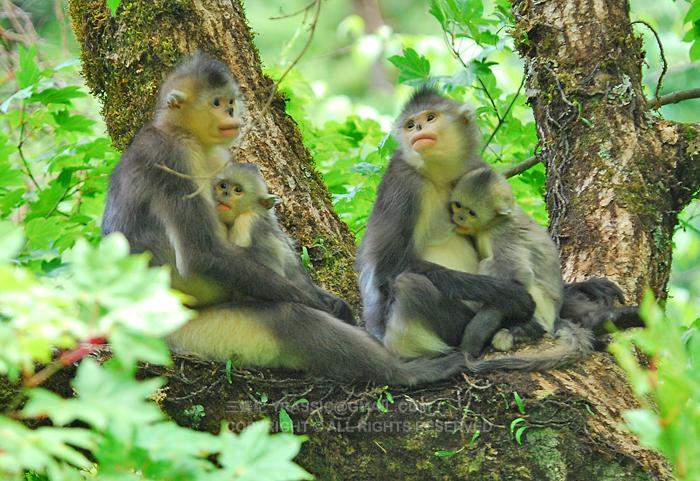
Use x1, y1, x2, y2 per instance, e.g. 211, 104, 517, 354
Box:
357, 87, 627, 365
102, 54, 465, 385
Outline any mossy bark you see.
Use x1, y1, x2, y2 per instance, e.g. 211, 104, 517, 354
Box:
58, 0, 683, 479
67, 0, 359, 304
512, 0, 700, 302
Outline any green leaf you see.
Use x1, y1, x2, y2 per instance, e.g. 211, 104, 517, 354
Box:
685, 1, 700, 24
509, 417, 525, 433
513, 391, 526, 414
515, 425, 528, 445
0, 222, 25, 262
388, 48, 431, 84
109, 328, 172, 368
428, 0, 447, 28
17, 46, 40, 88
218, 420, 312, 481
434, 449, 458, 457
51, 110, 95, 133
624, 409, 661, 449
279, 408, 294, 434
225, 359, 234, 384
135, 422, 220, 460
106, 0, 121, 16
25, 217, 66, 251
29, 86, 86, 107
24, 360, 164, 439
690, 40, 700, 61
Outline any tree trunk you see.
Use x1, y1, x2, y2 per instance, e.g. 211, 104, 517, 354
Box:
67, 0, 359, 304
511, 0, 700, 302
62, 0, 686, 479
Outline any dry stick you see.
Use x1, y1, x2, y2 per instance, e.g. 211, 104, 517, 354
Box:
158, 0, 323, 199
650, 87, 700, 109
504, 88, 700, 178
503, 155, 540, 178
269, 0, 317, 20
631, 20, 667, 104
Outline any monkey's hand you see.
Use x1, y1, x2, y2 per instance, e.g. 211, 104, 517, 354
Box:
317, 291, 356, 325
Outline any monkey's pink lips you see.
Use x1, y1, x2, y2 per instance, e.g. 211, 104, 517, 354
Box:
411, 133, 437, 151
216, 202, 232, 212
454, 226, 473, 235
218, 125, 240, 137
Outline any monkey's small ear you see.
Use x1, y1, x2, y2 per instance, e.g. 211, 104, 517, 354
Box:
493, 194, 514, 216
166, 89, 187, 109
259, 195, 280, 210
458, 104, 475, 124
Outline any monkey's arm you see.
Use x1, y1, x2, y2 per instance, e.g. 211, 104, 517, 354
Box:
358, 162, 421, 290
410, 259, 535, 322
149, 173, 325, 310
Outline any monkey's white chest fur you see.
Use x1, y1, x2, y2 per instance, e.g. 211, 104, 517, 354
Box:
414, 182, 479, 273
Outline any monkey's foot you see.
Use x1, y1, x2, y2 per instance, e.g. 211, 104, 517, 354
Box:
492, 329, 514, 351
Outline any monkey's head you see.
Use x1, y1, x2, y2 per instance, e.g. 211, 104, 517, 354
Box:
156, 52, 243, 147
211, 163, 280, 224
449, 167, 514, 235
394, 87, 480, 178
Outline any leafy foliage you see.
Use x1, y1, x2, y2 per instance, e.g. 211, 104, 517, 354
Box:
610, 294, 699, 481
0, 47, 309, 481
0, 225, 310, 480
684, 0, 700, 60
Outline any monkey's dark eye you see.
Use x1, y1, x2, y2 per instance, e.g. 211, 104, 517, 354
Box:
233, 185, 244, 194
452, 201, 462, 209
468, 210, 477, 217
426, 112, 436, 121
217, 181, 229, 191
213, 98, 221, 107
406, 120, 415, 129
229, 99, 234, 105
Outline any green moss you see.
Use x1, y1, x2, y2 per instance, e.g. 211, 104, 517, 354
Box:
526, 428, 567, 481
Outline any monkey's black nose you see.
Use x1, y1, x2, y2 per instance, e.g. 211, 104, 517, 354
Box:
226, 108, 234, 116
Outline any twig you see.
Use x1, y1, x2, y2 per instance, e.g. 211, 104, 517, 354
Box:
444, 30, 501, 120
17, 102, 40, 190
503, 155, 540, 178
650, 87, 700, 109
481, 76, 525, 154
631, 20, 667, 103
269, 0, 317, 20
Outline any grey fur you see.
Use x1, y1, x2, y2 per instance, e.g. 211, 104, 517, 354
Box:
212, 163, 355, 324
357, 88, 537, 359
103, 54, 467, 385
358, 87, 634, 371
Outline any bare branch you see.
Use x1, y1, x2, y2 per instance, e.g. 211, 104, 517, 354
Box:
651, 88, 700, 109
503, 155, 540, 178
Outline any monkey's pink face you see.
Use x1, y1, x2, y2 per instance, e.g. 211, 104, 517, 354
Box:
402, 110, 443, 152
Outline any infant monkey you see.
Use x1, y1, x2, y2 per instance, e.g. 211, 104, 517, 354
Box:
211, 163, 355, 324
450, 167, 564, 351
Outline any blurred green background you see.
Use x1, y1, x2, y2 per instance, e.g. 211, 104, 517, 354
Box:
0, 0, 697, 320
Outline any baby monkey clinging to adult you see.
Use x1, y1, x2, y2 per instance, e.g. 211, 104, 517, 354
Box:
450, 167, 597, 371
211, 163, 355, 324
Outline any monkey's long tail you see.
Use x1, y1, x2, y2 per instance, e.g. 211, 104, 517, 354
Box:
463, 321, 594, 373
